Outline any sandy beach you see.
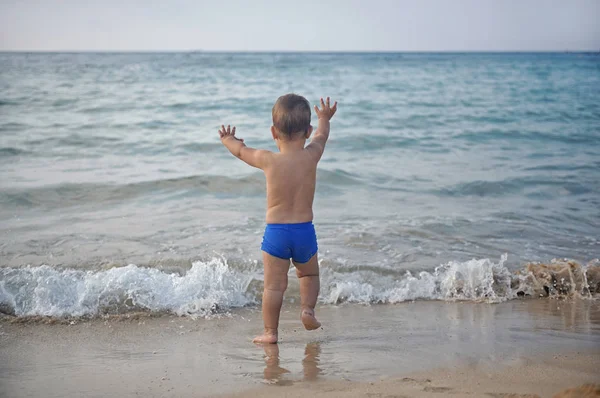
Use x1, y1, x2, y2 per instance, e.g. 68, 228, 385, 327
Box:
1, 299, 599, 397
2, 2, 600, 396
225, 352, 600, 398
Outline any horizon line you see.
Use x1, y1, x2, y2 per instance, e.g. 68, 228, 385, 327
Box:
1, 49, 599, 54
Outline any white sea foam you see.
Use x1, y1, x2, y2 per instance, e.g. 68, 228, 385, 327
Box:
321, 254, 515, 304
0, 258, 257, 317
0, 255, 597, 318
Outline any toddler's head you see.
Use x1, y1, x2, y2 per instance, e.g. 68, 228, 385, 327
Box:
271, 94, 312, 141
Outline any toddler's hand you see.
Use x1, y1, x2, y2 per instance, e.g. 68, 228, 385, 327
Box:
218, 125, 244, 143
314, 97, 338, 120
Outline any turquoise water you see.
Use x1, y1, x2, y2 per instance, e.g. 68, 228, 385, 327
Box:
0, 53, 599, 316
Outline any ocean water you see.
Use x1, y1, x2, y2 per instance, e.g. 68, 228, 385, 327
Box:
0, 52, 599, 317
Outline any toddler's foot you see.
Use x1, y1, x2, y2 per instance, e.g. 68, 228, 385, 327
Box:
253, 331, 278, 344
301, 308, 321, 330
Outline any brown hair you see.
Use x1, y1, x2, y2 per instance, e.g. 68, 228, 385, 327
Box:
272, 94, 311, 139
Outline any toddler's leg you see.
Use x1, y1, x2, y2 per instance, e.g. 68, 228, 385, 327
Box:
253, 252, 290, 344
293, 253, 321, 330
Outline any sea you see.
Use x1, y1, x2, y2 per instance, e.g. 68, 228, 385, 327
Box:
1, 52, 599, 318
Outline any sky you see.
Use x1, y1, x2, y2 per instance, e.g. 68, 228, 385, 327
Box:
0, 0, 599, 51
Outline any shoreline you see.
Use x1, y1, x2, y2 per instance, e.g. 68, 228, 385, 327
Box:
223, 351, 600, 398
1, 300, 599, 397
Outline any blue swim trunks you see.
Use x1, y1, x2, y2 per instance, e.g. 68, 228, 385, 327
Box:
261, 222, 318, 263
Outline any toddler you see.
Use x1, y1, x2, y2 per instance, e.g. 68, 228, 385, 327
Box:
219, 94, 337, 344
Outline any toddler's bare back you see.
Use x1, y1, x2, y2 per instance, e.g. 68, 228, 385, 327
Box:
264, 150, 317, 224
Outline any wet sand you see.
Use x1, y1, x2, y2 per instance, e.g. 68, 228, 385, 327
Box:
1, 300, 599, 397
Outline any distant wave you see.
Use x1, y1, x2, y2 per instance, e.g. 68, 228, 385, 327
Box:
0, 174, 267, 209
14, 135, 256, 157
0, 147, 30, 157
335, 135, 423, 151
434, 177, 594, 198
0, 122, 29, 131
4, 171, 595, 209
0, 169, 374, 210
25, 133, 122, 149
11, 134, 448, 157
1, 256, 597, 318
455, 129, 599, 145
174, 142, 227, 154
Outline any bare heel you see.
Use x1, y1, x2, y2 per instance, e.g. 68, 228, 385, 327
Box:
301, 309, 321, 330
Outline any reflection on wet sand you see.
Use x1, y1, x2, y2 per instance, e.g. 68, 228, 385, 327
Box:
529, 299, 600, 334
302, 342, 323, 381
260, 342, 323, 385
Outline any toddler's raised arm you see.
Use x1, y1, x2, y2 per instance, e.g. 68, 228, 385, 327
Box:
219, 125, 271, 170
307, 97, 337, 161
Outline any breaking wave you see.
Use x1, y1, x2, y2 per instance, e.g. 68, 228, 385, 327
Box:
0, 258, 257, 318
0, 256, 598, 318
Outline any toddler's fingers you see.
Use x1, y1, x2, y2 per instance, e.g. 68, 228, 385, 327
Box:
314, 105, 320, 115
332, 101, 338, 111
320, 98, 325, 108
227, 125, 231, 133
232, 126, 236, 135
326, 97, 330, 107
221, 125, 226, 134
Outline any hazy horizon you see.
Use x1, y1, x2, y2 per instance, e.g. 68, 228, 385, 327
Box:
1, 0, 599, 52
1, 50, 598, 53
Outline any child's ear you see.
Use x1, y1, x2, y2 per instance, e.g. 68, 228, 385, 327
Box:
271, 126, 278, 140
305, 125, 313, 139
